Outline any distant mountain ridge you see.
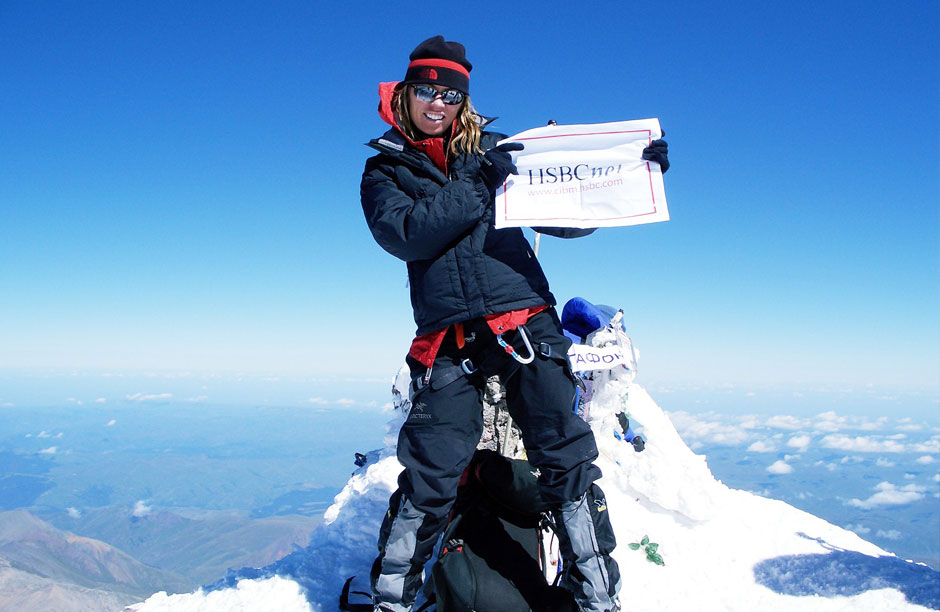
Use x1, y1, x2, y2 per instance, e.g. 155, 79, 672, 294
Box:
0, 510, 189, 610
53, 506, 323, 585
0, 502, 324, 611
0, 556, 134, 612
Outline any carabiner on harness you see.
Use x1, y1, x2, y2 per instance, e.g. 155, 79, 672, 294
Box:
496, 325, 535, 364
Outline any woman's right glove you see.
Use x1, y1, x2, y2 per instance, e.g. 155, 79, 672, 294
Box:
479, 142, 524, 193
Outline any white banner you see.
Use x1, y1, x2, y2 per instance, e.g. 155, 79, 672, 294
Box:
493, 119, 669, 229
567, 343, 631, 373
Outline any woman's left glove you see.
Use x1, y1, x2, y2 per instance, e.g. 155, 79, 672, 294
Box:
642, 139, 669, 173
479, 142, 525, 192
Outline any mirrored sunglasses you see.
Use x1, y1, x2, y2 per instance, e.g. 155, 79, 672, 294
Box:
411, 84, 465, 106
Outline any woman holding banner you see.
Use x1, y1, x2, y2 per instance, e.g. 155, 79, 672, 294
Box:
360, 35, 668, 612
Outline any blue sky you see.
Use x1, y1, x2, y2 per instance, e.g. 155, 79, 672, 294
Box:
1, 1, 937, 397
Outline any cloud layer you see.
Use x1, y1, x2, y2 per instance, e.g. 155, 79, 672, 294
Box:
847, 482, 927, 509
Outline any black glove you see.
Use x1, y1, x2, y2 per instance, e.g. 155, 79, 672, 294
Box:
642, 139, 669, 173
617, 412, 630, 434
479, 142, 524, 192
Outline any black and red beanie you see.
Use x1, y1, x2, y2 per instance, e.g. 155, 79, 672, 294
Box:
401, 35, 472, 95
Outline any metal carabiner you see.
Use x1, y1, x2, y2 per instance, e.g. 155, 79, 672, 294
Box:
496, 325, 535, 364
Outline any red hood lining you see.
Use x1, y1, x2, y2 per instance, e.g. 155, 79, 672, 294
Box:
377, 81, 455, 174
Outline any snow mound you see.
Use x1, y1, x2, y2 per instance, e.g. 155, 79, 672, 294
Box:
591, 375, 723, 522
128, 364, 939, 612
126, 575, 309, 611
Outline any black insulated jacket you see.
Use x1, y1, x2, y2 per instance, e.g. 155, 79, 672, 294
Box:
361, 124, 593, 335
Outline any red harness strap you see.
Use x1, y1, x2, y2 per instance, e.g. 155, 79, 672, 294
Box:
408, 306, 549, 369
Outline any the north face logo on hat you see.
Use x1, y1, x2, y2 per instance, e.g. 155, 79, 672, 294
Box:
418, 67, 438, 80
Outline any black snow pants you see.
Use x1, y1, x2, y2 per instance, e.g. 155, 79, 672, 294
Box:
371, 309, 620, 612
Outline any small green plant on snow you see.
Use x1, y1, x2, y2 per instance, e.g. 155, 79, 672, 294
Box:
628, 535, 664, 566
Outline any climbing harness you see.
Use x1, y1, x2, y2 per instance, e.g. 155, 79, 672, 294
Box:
412, 321, 554, 398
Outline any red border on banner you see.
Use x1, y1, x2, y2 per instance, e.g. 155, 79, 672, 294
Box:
499, 129, 660, 224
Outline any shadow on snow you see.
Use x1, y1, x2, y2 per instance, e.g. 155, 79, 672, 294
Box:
754, 533, 940, 610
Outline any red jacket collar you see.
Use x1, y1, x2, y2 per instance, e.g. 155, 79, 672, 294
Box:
377, 81, 451, 174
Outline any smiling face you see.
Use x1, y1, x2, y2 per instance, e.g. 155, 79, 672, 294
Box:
407, 84, 462, 137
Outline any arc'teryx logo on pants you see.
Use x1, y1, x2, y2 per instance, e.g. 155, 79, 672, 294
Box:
408, 402, 434, 422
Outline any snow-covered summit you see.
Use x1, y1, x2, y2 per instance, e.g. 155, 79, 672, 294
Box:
128, 356, 939, 612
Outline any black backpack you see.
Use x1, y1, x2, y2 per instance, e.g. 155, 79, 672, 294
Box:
340, 450, 577, 612
423, 449, 576, 612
